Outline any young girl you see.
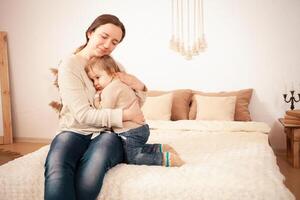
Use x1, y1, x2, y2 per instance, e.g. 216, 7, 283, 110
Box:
86, 55, 185, 167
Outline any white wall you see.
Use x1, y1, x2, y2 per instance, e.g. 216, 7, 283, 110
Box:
0, 0, 299, 149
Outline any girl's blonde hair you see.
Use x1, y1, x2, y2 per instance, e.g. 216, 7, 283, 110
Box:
85, 55, 121, 76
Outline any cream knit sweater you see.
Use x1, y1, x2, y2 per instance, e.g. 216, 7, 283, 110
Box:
57, 54, 123, 135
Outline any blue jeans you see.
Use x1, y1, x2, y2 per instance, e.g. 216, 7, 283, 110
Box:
118, 124, 163, 166
44, 131, 124, 200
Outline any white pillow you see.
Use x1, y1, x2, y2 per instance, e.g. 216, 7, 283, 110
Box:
141, 93, 173, 120
195, 95, 236, 121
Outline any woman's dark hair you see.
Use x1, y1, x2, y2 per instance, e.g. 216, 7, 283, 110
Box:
75, 14, 126, 53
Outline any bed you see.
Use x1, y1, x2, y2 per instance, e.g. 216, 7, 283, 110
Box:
0, 89, 296, 200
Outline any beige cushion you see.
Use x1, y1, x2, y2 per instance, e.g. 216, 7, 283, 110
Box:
147, 89, 193, 120
142, 93, 173, 120
189, 89, 253, 121
195, 95, 236, 121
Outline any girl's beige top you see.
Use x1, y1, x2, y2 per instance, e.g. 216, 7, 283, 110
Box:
98, 79, 145, 133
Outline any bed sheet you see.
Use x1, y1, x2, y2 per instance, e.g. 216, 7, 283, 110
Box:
0, 120, 295, 200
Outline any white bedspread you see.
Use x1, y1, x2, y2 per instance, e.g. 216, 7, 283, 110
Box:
0, 120, 295, 200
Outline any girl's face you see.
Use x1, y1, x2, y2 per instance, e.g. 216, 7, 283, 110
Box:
88, 67, 113, 90
87, 23, 123, 58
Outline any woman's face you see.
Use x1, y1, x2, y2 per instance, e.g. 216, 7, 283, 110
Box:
87, 23, 123, 58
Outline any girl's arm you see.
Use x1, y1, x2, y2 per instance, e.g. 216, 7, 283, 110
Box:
94, 89, 118, 109
96, 85, 144, 123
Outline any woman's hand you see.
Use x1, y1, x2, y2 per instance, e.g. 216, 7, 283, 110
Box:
123, 100, 145, 124
116, 72, 146, 91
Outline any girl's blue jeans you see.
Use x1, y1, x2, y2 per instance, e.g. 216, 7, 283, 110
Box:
118, 124, 163, 166
44, 131, 124, 200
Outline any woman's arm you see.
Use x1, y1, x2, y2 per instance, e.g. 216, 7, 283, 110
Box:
116, 72, 147, 107
58, 58, 123, 128
116, 72, 146, 91
58, 57, 145, 127
115, 61, 146, 91
115, 61, 147, 106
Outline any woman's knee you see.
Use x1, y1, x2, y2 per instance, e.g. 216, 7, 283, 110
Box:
97, 133, 122, 147
91, 133, 123, 155
90, 133, 124, 166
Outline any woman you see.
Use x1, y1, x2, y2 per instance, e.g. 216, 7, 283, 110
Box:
44, 14, 146, 200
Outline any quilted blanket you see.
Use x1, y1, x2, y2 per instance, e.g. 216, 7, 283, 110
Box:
0, 120, 295, 200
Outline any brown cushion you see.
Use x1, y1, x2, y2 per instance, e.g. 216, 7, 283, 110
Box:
147, 89, 193, 120
189, 89, 253, 121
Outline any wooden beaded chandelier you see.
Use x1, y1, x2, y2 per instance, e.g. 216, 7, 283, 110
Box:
169, 0, 207, 60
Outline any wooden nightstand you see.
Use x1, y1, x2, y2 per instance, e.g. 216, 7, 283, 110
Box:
279, 118, 300, 168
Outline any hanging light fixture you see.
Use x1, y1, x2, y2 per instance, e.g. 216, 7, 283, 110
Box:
170, 0, 207, 60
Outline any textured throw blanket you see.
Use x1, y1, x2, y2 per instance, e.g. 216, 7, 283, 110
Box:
0, 120, 295, 200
